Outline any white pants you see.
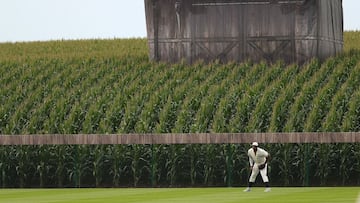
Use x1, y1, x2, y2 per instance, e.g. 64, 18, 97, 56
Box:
249, 163, 269, 183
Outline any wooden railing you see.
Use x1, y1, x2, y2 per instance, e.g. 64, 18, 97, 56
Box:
1, 132, 360, 145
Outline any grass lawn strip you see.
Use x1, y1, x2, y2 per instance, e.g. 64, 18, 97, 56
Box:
0, 187, 359, 203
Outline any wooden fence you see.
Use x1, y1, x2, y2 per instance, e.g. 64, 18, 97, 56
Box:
1, 132, 360, 145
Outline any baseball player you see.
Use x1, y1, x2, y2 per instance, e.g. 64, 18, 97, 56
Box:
243, 142, 271, 192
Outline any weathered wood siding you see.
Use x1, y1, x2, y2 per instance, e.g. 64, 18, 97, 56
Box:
145, 0, 343, 64
1, 132, 360, 145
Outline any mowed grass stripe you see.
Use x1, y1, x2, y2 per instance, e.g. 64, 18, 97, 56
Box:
0, 188, 359, 203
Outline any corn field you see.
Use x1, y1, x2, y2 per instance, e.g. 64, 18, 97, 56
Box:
1, 34, 360, 187
1, 144, 360, 188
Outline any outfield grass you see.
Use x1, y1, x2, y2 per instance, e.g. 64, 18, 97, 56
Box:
0, 187, 358, 203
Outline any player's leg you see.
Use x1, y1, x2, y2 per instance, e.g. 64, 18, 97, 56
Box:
259, 164, 271, 192
244, 165, 259, 192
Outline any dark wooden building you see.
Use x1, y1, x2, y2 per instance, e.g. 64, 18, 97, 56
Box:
144, 0, 343, 64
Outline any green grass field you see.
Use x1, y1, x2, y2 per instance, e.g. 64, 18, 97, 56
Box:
0, 187, 359, 203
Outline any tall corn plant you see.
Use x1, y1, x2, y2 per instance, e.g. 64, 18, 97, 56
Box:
135, 65, 189, 133
154, 67, 194, 133
35, 145, 54, 187
108, 145, 128, 187
119, 64, 167, 133
191, 81, 228, 133
61, 63, 107, 134
228, 64, 267, 132
91, 145, 106, 187
68, 145, 91, 187
0, 146, 11, 188
322, 62, 360, 131
13, 146, 32, 188
162, 145, 184, 186
352, 144, 360, 184
0, 63, 37, 134
220, 63, 265, 132
1, 63, 44, 134
334, 144, 354, 185
172, 63, 221, 133
82, 67, 122, 134
190, 64, 233, 133
212, 63, 252, 133
271, 144, 295, 186
126, 145, 151, 187
104, 95, 127, 133
341, 83, 360, 132
232, 144, 252, 186
149, 144, 161, 187
154, 64, 196, 133
182, 144, 202, 186
201, 145, 217, 185
304, 58, 354, 132
55, 145, 68, 187
269, 60, 320, 132
155, 95, 180, 133
27, 62, 67, 134
223, 144, 233, 186
229, 63, 281, 132
284, 58, 337, 132
292, 144, 313, 186
134, 85, 172, 133
314, 144, 335, 186
247, 64, 297, 132
96, 62, 136, 133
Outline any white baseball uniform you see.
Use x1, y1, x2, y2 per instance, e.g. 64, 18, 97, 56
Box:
247, 147, 269, 183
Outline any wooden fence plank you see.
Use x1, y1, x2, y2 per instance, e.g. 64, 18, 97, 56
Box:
1, 133, 360, 145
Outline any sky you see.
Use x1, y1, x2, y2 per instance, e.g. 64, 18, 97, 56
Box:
0, 0, 359, 43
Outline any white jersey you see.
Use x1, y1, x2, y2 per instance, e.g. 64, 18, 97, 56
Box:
247, 147, 269, 166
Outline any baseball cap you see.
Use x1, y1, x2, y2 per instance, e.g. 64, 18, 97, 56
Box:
252, 142, 259, 147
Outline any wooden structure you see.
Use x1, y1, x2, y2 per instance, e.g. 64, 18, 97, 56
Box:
1, 132, 360, 145
144, 0, 343, 64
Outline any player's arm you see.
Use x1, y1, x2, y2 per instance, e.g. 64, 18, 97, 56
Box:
248, 152, 254, 169
249, 157, 254, 169
258, 152, 270, 170
265, 153, 271, 164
